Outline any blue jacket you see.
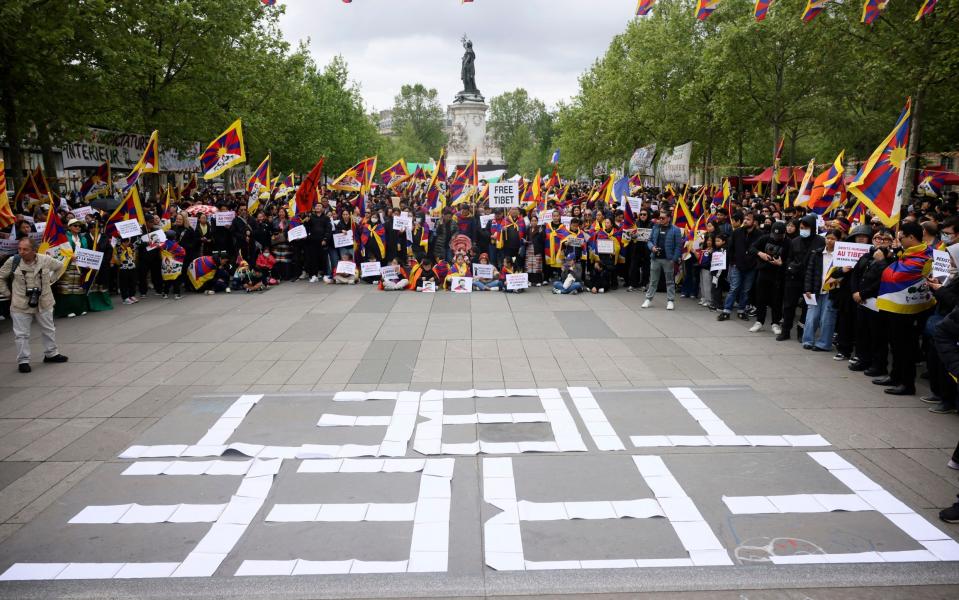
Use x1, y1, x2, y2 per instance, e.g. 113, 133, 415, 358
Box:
647, 223, 683, 262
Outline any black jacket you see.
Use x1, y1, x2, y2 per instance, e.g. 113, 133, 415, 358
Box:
306, 213, 332, 245
783, 234, 825, 282
933, 307, 959, 377
727, 226, 762, 271
804, 247, 839, 297
749, 233, 787, 277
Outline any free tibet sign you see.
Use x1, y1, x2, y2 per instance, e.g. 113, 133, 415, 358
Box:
490, 181, 519, 209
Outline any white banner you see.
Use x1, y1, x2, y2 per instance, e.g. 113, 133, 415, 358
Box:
361, 262, 382, 278
490, 181, 519, 209
286, 224, 307, 241
710, 250, 727, 272
597, 239, 615, 254
833, 242, 871, 268
629, 143, 657, 176
115, 219, 143, 239
61, 127, 200, 172
336, 261, 356, 276
655, 142, 692, 184
73, 248, 104, 270
215, 211, 235, 227
933, 249, 951, 279
72, 206, 94, 219
333, 231, 354, 248
392, 215, 412, 231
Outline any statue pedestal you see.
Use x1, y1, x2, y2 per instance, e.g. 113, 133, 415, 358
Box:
446, 99, 504, 170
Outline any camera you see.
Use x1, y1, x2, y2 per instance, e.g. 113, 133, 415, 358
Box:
26, 287, 41, 308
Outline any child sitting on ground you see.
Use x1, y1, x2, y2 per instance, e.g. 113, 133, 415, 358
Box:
332, 252, 358, 285
379, 258, 409, 291
473, 253, 501, 291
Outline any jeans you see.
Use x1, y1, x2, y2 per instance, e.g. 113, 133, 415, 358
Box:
645, 258, 676, 301
474, 280, 502, 291
699, 268, 712, 301
553, 281, 583, 295
802, 293, 837, 350
723, 266, 756, 313
11, 310, 58, 364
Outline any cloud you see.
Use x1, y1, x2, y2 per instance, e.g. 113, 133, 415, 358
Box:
278, 0, 632, 111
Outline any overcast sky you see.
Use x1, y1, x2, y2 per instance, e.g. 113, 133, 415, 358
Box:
278, 0, 634, 113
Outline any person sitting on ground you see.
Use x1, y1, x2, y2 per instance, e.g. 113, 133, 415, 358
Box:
553, 252, 584, 295
499, 256, 525, 293
332, 252, 358, 285
212, 253, 233, 294
473, 253, 501, 291
379, 258, 409, 291
231, 259, 266, 293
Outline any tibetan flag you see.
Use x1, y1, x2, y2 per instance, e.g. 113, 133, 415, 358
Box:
622, 197, 638, 230
411, 165, 428, 181
545, 168, 560, 192
79, 161, 111, 201
163, 183, 176, 217
105, 187, 147, 236
807, 151, 845, 216
0, 160, 14, 228
629, 173, 643, 190
32, 166, 55, 205
451, 151, 478, 206
380, 159, 409, 189
330, 157, 377, 193
876, 243, 935, 314
801, 0, 828, 22
672, 187, 694, 229
276, 171, 296, 198
915, 0, 938, 19
754, 0, 771, 21
188, 255, 218, 289
117, 166, 142, 195
13, 170, 44, 208
695, 0, 720, 20
180, 173, 197, 198
247, 154, 271, 198
424, 150, 446, 213
38, 208, 70, 256
160, 239, 186, 281
848, 199, 867, 224
636, 0, 656, 16
773, 137, 785, 184
135, 130, 159, 173
591, 176, 611, 202
611, 176, 630, 206
917, 169, 947, 198
792, 158, 817, 207
200, 119, 246, 179
861, 0, 889, 23
848, 99, 911, 228
295, 158, 324, 215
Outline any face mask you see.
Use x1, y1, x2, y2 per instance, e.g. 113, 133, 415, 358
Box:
371, 218, 378, 224
943, 233, 954, 244
799, 229, 811, 238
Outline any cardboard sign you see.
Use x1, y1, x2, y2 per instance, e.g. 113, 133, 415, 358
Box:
333, 230, 354, 248
506, 272, 529, 290
335, 260, 356, 276
833, 242, 871, 268
115, 219, 143, 239
361, 261, 382, 278
566, 236, 583, 248
479, 214, 494, 228
72, 206, 94, 219
933, 249, 952, 279
450, 276, 472, 293
421, 280, 436, 293
635, 228, 652, 242
380, 265, 397, 280
627, 197, 642, 214
392, 215, 412, 231
597, 239, 615, 254
73, 248, 104, 270
710, 250, 727, 271
490, 181, 519, 209
286, 224, 307, 241
214, 211, 235, 227
473, 263, 494, 279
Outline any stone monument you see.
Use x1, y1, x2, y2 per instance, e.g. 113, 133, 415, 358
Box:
446, 36, 504, 171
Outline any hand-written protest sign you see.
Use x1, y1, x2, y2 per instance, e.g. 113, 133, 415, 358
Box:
450, 276, 472, 293
73, 248, 104, 270
506, 272, 529, 290
380, 265, 397, 280
115, 219, 143, 239
361, 262, 382, 278
597, 239, 615, 254
215, 211, 235, 227
833, 242, 871, 268
333, 230, 354, 248
286, 224, 307, 241
479, 214, 495, 228
933, 249, 952, 279
473, 263, 494, 279
34, 222, 47, 235
72, 206, 94, 219
0, 238, 19, 255
335, 260, 356, 276
490, 181, 519, 209
710, 250, 727, 271
627, 197, 642, 214
392, 215, 412, 231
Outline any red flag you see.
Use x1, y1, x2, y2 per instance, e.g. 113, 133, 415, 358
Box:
295, 158, 325, 216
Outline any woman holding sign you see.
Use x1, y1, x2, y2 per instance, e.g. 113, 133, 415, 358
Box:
53, 219, 91, 318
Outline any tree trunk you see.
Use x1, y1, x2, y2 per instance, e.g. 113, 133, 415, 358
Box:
36, 122, 59, 196
2, 77, 23, 191
901, 89, 923, 205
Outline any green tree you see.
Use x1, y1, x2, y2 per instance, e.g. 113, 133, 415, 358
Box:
390, 84, 447, 155
487, 89, 555, 176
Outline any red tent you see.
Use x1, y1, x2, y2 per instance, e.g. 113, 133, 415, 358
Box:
742, 167, 807, 186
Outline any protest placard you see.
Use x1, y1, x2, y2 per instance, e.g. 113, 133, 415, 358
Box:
0, 238, 19, 255
635, 228, 652, 242
561, 216, 573, 228
286, 224, 307, 241
72, 206, 94, 219
421, 280, 436, 293
380, 266, 397, 280
188, 217, 198, 228
142, 230, 166, 249
392, 214, 412, 231
34, 222, 46, 234
473, 263, 494, 279
333, 230, 354, 248
361, 262, 382, 278
115, 219, 143, 239
833, 242, 871, 268
73, 248, 104, 270
450, 276, 472, 293
597, 239, 615, 254
506, 273, 529, 290
335, 260, 356, 275
627, 197, 642, 214
490, 181, 519, 209
215, 211, 235, 227
933, 249, 952, 280
710, 250, 727, 271
479, 214, 494, 228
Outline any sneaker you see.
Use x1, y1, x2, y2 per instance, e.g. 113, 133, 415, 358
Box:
746, 306, 758, 317
309, 276, 318, 283
920, 396, 940, 404
122, 298, 134, 305
833, 353, 849, 361
940, 501, 959, 524
641, 299, 652, 308
737, 312, 748, 321
225, 288, 232, 294
717, 312, 730, 322
174, 294, 182, 300
162, 294, 168, 299
18, 363, 30, 373
67, 313, 77, 318
626, 286, 634, 292
43, 354, 68, 363
929, 402, 957, 414
206, 290, 215, 295
680, 293, 690, 299
131, 296, 140, 303
323, 276, 333, 283
298, 272, 307, 280
599, 288, 605, 294
771, 323, 782, 336
775, 332, 790, 341
666, 301, 674, 310
948, 460, 959, 471
707, 304, 717, 311
552, 288, 561, 294
749, 322, 764, 333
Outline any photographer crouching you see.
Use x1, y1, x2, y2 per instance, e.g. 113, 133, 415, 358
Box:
0, 238, 69, 373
